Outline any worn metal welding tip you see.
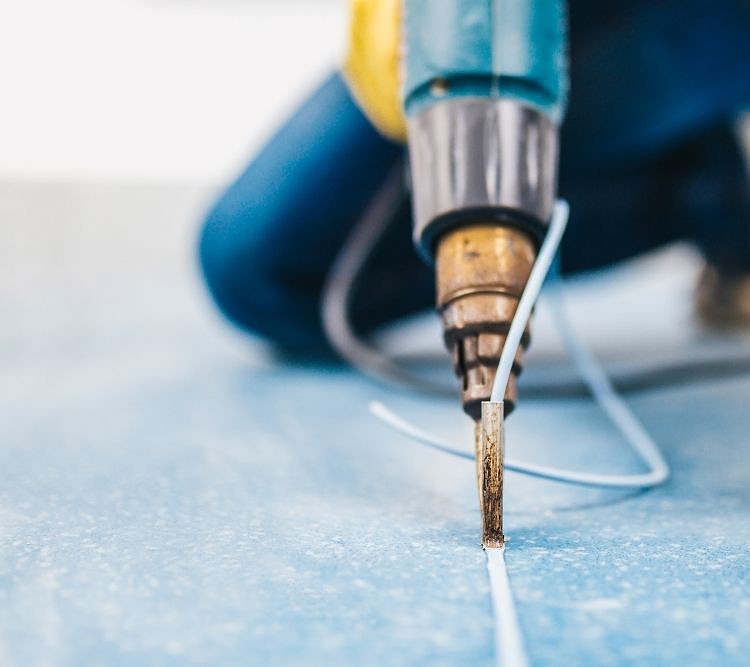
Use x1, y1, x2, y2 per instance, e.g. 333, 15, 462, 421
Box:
479, 401, 505, 548
474, 421, 483, 515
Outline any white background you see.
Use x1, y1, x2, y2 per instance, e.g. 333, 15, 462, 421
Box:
0, 0, 345, 184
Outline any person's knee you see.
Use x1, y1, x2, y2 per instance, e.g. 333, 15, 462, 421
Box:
200, 200, 276, 336
198, 198, 327, 350
199, 203, 253, 329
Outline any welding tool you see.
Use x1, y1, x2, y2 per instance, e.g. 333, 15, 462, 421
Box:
402, 0, 567, 546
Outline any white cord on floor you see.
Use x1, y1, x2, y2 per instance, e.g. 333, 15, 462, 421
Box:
369, 201, 670, 490
486, 547, 529, 667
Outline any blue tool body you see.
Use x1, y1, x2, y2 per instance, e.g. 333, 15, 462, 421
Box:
403, 0, 568, 122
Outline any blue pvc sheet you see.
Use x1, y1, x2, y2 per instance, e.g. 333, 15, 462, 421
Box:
1, 212, 749, 665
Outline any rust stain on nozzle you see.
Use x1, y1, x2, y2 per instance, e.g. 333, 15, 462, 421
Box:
479, 401, 505, 548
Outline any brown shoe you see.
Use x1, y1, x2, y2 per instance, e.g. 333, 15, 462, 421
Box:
696, 263, 750, 328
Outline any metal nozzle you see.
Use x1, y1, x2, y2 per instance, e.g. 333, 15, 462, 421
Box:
435, 224, 536, 421
479, 401, 505, 548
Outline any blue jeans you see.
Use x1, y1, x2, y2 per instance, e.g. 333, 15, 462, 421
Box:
200, 0, 750, 352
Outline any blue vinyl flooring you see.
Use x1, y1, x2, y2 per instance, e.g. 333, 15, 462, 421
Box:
1, 187, 749, 666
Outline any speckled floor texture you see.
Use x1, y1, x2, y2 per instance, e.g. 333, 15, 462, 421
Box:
1, 181, 749, 666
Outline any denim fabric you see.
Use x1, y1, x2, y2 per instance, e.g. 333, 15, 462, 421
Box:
200, 0, 750, 350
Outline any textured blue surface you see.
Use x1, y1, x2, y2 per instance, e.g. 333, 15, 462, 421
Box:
1, 186, 749, 665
